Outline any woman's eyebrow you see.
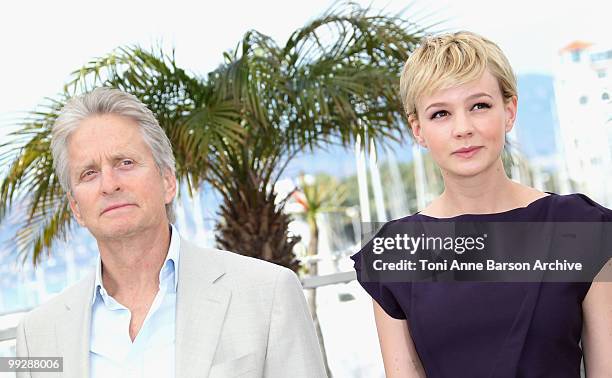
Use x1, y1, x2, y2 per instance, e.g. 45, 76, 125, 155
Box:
466, 92, 493, 101
424, 92, 493, 112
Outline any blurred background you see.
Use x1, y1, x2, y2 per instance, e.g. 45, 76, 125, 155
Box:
1, 0, 611, 377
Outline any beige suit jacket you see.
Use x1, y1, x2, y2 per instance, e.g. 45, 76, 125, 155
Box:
16, 238, 327, 378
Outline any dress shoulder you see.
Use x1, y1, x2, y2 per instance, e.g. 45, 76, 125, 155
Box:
350, 219, 408, 320
547, 192, 612, 221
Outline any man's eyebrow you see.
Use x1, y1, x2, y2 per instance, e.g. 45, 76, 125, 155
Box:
75, 161, 97, 174
424, 92, 493, 113
109, 153, 134, 162
73, 152, 136, 174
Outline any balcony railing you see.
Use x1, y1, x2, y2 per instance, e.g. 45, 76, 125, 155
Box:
0, 271, 358, 343
0, 270, 586, 378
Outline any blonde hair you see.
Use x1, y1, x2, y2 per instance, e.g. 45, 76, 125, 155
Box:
400, 31, 517, 122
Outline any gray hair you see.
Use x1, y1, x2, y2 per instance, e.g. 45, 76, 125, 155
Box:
51, 87, 177, 223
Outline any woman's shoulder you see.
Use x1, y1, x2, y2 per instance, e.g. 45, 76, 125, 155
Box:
388, 191, 612, 221
548, 192, 612, 221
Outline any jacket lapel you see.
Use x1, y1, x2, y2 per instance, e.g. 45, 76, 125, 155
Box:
55, 271, 95, 378
176, 239, 230, 378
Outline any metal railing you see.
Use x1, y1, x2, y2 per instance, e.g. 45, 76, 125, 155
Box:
0, 271, 358, 343
0, 269, 588, 378
0, 327, 15, 343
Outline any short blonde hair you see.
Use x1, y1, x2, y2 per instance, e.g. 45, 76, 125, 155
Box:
400, 31, 517, 121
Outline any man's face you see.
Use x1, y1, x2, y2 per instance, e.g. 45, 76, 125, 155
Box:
66, 114, 176, 240
410, 69, 517, 179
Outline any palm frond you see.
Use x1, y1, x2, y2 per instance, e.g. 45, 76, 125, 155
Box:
1, 2, 434, 266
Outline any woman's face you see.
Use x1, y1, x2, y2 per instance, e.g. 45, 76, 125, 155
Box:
410, 70, 517, 179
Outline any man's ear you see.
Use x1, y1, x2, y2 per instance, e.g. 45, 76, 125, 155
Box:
408, 113, 428, 148
504, 96, 518, 133
162, 168, 177, 205
67, 191, 86, 226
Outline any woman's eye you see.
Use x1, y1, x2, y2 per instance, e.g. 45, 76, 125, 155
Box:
430, 110, 449, 119
472, 102, 491, 111
120, 159, 134, 166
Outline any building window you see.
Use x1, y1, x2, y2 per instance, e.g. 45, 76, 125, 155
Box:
603, 92, 610, 101
571, 50, 581, 62
598, 70, 607, 78
579, 95, 588, 105
590, 50, 612, 62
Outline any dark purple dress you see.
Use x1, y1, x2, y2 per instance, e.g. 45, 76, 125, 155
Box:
350, 192, 611, 377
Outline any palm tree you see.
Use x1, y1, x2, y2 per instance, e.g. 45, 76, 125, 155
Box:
0, 2, 429, 266
293, 173, 348, 377
0, 48, 246, 264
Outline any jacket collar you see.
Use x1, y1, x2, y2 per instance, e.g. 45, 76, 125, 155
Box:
56, 235, 229, 378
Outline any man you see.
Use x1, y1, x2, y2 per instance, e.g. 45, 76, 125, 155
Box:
16, 87, 327, 378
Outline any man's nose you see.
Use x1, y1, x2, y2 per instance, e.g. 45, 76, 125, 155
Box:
99, 169, 121, 195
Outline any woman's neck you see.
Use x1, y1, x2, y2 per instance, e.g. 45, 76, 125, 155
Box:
423, 159, 545, 217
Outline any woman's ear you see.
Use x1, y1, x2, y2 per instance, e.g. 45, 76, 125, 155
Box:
504, 96, 518, 133
409, 113, 427, 148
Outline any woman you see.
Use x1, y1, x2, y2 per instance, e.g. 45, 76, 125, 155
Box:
351, 31, 612, 377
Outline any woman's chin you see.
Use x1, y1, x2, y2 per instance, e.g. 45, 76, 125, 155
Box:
446, 163, 488, 177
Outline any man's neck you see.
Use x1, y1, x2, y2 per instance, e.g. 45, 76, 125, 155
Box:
97, 222, 172, 301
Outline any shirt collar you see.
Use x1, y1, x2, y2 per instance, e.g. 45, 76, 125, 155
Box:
92, 224, 181, 305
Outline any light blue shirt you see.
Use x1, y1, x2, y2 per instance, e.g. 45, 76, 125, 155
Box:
89, 225, 180, 378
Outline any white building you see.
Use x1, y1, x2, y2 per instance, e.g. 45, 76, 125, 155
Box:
553, 41, 612, 205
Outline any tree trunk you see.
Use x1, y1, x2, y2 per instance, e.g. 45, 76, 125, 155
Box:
215, 175, 300, 271
306, 216, 333, 377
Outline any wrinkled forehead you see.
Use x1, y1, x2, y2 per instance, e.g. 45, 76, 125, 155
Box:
66, 114, 150, 170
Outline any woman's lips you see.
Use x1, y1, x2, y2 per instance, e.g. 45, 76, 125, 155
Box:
453, 146, 483, 158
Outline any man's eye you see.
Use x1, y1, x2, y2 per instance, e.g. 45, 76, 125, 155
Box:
472, 102, 491, 110
120, 160, 134, 166
431, 110, 449, 119
81, 170, 96, 180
